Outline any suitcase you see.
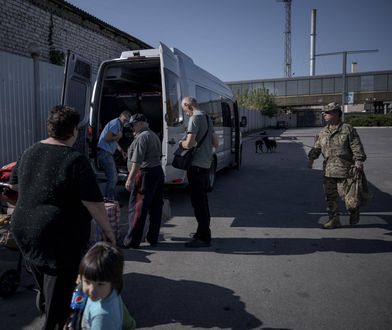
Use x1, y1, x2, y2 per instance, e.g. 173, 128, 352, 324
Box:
90, 199, 120, 245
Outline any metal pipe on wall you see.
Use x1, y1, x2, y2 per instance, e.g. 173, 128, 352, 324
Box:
28, 43, 41, 142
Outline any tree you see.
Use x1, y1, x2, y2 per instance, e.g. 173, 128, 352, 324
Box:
236, 88, 278, 117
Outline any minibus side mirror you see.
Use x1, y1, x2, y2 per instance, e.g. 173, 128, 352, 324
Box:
240, 116, 247, 127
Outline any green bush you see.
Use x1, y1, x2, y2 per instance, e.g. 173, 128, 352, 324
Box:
345, 114, 392, 127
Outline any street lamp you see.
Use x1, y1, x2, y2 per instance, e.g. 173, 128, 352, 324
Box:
315, 49, 378, 121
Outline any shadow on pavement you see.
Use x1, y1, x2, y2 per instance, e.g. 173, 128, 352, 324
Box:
195, 129, 392, 229
137, 236, 392, 256
123, 272, 263, 329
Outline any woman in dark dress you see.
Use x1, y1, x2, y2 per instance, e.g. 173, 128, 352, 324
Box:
10, 105, 116, 330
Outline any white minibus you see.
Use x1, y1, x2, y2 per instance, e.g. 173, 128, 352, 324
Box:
62, 43, 246, 191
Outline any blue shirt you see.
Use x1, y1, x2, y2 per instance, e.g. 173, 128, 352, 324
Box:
81, 289, 123, 330
98, 118, 122, 154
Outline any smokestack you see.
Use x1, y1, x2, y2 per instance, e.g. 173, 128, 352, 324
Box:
351, 62, 357, 73
310, 9, 316, 76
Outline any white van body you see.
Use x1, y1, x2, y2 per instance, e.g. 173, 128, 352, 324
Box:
63, 43, 244, 190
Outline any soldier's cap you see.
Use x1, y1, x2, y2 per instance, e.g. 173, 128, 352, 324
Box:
323, 102, 342, 114
127, 113, 147, 126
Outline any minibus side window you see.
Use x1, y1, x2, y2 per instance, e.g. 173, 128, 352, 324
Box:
221, 102, 232, 127
195, 86, 223, 126
164, 69, 182, 127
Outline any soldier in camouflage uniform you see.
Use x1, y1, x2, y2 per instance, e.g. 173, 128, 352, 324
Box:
308, 102, 367, 229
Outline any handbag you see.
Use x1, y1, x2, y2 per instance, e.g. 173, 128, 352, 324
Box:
172, 115, 209, 171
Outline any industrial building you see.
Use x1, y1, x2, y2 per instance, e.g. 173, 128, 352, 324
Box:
227, 70, 392, 127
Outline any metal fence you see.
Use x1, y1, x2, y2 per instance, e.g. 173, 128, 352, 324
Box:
239, 107, 297, 133
0, 51, 64, 165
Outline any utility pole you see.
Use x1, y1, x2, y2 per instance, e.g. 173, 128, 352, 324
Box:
277, 0, 292, 78
315, 49, 378, 120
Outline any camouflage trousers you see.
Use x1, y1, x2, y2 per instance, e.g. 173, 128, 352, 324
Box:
323, 176, 359, 220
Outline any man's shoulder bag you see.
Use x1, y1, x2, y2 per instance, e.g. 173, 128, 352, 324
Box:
172, 147, 196, 171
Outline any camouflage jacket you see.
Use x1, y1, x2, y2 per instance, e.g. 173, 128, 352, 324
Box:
308, 123, 366, 178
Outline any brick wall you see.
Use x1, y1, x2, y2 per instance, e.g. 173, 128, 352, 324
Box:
0, 0, 150, 73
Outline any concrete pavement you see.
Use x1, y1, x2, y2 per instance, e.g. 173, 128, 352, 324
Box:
1, 127, 391, 329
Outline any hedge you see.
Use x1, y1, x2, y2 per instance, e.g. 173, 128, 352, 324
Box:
344, 114, 392, 127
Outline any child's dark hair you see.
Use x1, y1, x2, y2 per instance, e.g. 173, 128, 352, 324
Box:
47, 105, 80, 140
79, 242, 124, 293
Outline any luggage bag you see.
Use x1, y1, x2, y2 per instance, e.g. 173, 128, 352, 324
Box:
90, 199, 120, 245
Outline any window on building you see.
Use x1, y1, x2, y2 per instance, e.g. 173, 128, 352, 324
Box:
361, 75, 374, 91
298, 80, 310, 95
310, 79, 322, 94
388, 74, 392, 91
334, 77, 342, 93
251, 82, 264, 90
275, 81, 286, 96
263, 82, 274, 95
347, 76, 361, 92
374, 74, 388, 91
322, 78, 334, 93
230, 84, 242, 96
286, 80, 298, 95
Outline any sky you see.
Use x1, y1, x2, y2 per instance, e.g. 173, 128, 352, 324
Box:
66, 0, 392, 82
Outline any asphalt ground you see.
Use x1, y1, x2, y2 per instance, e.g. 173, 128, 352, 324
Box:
1, 127, 391, 330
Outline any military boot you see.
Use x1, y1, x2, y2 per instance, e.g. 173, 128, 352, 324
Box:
322, 217, 342, 229
349, 209, 360, 225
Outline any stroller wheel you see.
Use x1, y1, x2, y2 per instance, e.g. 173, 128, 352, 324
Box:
0, 269, 20, 298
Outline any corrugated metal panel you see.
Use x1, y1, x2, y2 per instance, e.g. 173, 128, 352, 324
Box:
239, 108, 266, 133
0, 51, 63, 165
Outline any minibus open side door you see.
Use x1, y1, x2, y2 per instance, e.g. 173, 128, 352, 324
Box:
233, 100, 241, 169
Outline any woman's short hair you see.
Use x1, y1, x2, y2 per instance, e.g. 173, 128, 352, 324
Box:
47, 105, 80, 140
79, 242, 124, 293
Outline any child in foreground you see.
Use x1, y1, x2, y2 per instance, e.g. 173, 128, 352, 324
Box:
66, 242, 136, 330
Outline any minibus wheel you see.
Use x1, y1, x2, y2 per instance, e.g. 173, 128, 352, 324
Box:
207, 160, 216, 192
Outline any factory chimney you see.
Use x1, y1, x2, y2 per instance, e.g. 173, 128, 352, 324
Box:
351, 62, 358, 73
310, 9, 316, 76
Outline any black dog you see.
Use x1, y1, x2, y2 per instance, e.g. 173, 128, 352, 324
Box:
255, 139, 264, 153
262, 136, 277, 152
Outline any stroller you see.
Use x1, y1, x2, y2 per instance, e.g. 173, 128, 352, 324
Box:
0, 162, 33, 298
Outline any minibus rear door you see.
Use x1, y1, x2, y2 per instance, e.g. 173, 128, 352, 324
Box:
159, 43, 183, 179
62, 51, 93, 154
